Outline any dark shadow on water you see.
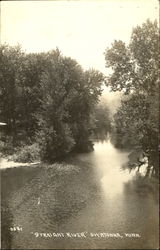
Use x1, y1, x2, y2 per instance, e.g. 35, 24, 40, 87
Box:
1, 161, 101, 248
1, 203, 13, 249
1, 166, 41, 249
123, 174, 159, 203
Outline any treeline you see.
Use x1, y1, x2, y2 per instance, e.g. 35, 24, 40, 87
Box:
1, 19, 158, 177
105, 20, 159, 178
93, 102, 111, 141
0, 46, 105, 161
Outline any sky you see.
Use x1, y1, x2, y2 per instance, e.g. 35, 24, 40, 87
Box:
1, 0, 159, 75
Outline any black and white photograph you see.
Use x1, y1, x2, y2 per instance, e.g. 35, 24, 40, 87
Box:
0, 0, 159, 249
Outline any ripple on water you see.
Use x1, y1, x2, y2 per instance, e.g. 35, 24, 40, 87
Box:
1, 140, 159, 249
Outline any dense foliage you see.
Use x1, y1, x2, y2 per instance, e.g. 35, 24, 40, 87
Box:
0, 46, 104, 161
92, 102, 111, 140
105, 20, 159, 177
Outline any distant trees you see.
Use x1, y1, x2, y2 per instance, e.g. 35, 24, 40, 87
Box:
104, 20, 159, 177
0, 45, 104, 161
93, 103, 111, 140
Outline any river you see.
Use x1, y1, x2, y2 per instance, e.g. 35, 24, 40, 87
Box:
1, 139, 159, 249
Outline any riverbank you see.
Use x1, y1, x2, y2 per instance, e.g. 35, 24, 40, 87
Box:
0, 157, 40, 169
1, 153, 158, 200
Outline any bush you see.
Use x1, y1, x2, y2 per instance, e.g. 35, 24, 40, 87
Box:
11, 143, 40, 163
0, 137, 15, 156
37, 123, 75, 162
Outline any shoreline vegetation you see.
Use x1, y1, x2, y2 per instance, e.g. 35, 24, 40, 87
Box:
0, 20, 159, 181
1, 151, 159, 206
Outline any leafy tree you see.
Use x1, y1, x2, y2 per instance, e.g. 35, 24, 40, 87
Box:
36, 50, 78, 160
0, 44, 24, 145
0, 45, 48, 148
36, 50, 104, 160
16, 52, 47, 141
0, 45, 104, 161
105, 20, 159, 177
93, 103, 111, 140
70, 69, 104, 152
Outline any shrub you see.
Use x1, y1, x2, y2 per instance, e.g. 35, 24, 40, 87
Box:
0, 137, 15, 156
37, 123, 75, 162
11, 143, 40, 163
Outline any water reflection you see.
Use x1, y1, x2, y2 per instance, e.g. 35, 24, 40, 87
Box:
92, 140, 131, 198
1, 139, 159, 249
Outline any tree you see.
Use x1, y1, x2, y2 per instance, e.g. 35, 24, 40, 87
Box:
0, 45, 104, 161
0, 45, 48, 147
36, 50, 78, 161
104, 20, 159, 177
36, 50, 104, 161
15, 52, 47, 141
92, 103, 111, 140
0, 45, 24, 146
69, 69, 104, 152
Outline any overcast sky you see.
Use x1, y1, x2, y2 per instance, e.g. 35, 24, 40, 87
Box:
1, 0, 158, 75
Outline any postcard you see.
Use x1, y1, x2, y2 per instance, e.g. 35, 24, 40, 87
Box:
0, 0, 159, 249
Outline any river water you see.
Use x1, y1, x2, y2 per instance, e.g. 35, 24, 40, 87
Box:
1, 139, 159, 249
